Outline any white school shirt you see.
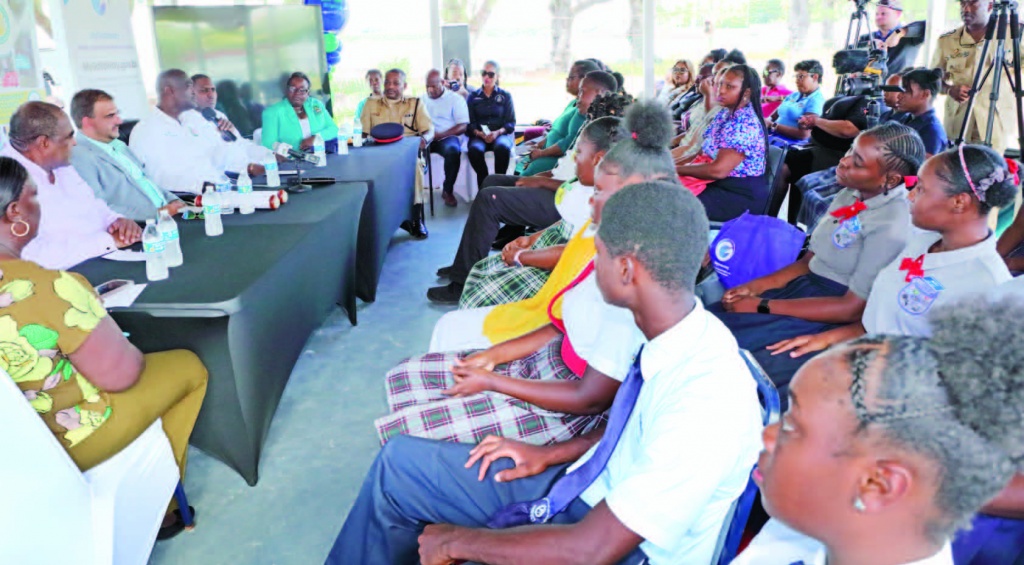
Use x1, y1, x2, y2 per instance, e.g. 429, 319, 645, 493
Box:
862, 230, 1011, 336
422, 90, 470, 134
550, 151, 576, 180
731, 518, 954, 565
560, 269, 646, 381
553, 180, 594, 237
995, 275, 1024, 298
1, 145, 121, 270
129, 107, 228, 194
570, 301, 764, 564
178, 109, 273, 175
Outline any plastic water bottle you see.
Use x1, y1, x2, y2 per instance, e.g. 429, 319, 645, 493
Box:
216, 175, 234, 215
142, 219, 169, 281
158, 209, 183, 267
203, 187, 223, 237
237, 170, 255, 215
265, 158, 281, 188
313, 133, 326, 167
338, 132, 349, 155
352, 119, 363, 148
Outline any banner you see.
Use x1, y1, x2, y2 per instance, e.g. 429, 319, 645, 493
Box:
61, 0, 148, 119
0, 0, 45, 126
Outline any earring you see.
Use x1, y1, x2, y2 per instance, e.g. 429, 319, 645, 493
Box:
853, 497, 866, 513
10, 220, 29, 238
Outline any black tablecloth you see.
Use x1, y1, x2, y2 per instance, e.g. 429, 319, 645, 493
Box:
74, 183, 367, 485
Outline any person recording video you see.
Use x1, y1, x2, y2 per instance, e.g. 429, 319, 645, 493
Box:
854, 0, 927, 77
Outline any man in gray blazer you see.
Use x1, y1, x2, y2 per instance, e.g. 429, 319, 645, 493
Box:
69, 89, 184, 221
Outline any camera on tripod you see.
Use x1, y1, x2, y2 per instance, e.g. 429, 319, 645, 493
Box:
833, 47, 903, 126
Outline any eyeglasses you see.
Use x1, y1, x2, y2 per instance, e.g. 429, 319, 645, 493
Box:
794, 73, 814, 81
672, 67, 689, 73
288, 86, 310, 94
763, 69, 780, 76
481, 71, 496, 78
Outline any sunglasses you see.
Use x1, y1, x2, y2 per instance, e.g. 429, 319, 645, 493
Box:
288, 86, 310, 94
672, 67, 689, 73
481, 71, 496, 78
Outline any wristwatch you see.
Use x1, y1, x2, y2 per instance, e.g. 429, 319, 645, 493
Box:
757, 298, 771, 314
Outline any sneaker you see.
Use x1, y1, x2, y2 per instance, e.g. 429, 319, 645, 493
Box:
427, 281, 464, 304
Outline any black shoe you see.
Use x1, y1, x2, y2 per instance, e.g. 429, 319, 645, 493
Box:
157, 506, 196, 541
400, 219, 428, 239
442, 191, 457, 207
436, 265, 453, 278
491, 224, 527, 250
427, 281, 464, 304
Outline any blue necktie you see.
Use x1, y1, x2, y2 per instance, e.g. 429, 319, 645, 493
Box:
487, 346, 646, 528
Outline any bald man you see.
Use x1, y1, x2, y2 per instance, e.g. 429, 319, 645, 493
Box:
422, 69, 469, 207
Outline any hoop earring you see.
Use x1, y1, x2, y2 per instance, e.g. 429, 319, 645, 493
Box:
11, 220, 29, 238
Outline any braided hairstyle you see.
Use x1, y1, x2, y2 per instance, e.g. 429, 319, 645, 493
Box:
840, 294, 1024, 541
598, 99, 676, 180
933, 144, 1019, 214
586, 91, 634, 121
859, 122, 926, 187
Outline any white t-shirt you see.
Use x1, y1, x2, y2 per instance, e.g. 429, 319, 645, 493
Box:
554, 180, 594, 237
862, 230, 1011, 336
570, 301, 764, 564
299, 117, 312, 138
732, 519, 954, 565
422, 90, 470, 135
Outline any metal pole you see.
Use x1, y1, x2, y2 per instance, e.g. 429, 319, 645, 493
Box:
429, 0, 443, 72
984, 8, 1009, 145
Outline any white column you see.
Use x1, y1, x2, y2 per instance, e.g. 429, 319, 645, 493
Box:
429, 0, 443, 72
924, 0, 947, 67
643, 0, 655, 98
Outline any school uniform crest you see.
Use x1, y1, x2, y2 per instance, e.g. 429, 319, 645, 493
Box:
898, 276, 944, 315
832, 216, 862, 249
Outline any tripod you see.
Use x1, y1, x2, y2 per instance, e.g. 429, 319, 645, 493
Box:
954, 0, 1024, 155
835, 0, 876, 95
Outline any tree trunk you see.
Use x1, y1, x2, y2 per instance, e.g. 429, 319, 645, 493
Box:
788, 0, 810, 50
628, 0, 643, 61
550, 0, 574, 70
442, 0, 499, 46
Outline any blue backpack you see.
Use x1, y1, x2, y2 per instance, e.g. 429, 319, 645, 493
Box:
710, 212, 806, 289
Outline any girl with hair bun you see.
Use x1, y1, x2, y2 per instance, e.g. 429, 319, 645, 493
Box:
764, 144, 1015, 386
733, 293, 1024, 565
897, 67, 948, 156
374, 101, 676, 447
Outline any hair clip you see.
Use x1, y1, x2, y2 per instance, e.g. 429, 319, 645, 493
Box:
631, 132, 638, 140
1005, 158, 1020, 185
904, 175, 918, 188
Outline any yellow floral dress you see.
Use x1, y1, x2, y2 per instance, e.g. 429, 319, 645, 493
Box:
1, 260, 111, 449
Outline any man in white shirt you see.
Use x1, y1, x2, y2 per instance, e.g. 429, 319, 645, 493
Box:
129, 69, 263, 194
422, 69, 469, 207
182, 73, 273, 175
326, 182, 764, 565
1, 101, 140, 269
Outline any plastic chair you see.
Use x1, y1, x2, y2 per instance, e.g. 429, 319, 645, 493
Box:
0, 368, 193, 564
711, 350, 781, 565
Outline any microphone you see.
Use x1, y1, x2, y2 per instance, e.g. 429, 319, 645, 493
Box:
272, 142, 324, 166
200, 107, 237, 142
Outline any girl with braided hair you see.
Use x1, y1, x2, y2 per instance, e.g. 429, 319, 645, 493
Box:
733, 293, 1024, 565
764, 144, 1016, 392
711, 123, 924, 400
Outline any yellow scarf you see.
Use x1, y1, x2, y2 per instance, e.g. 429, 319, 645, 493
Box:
482, 220, 597, 344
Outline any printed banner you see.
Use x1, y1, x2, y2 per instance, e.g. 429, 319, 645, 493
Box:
0, 0, 45, 126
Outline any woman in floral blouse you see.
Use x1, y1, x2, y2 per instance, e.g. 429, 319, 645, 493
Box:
676, 64, 770, 221
0, 157, 207, 540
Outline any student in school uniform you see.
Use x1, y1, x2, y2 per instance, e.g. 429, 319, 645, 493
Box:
761, 145, 1017, 388
709, 123, 925, 399
326, 182, 763, 565
731, 293, 1024, 565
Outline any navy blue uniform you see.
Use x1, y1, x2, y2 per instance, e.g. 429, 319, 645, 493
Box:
467, 87, 517, 187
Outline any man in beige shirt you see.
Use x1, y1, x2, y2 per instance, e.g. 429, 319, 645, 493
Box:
360, 68, 434, 238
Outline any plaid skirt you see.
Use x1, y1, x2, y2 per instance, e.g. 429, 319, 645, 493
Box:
459, 220, 573, 309
374, 336, 605, 446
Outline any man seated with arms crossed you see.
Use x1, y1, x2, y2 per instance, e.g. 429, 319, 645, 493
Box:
69, 89, 185, 221
0, 101, 140, 269
423, 69, 469, 208
182, 73, 274, 173
326, 182, 763, 565
130, 69, 265, 194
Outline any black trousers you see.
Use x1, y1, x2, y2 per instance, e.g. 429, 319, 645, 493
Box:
448, 176, 561, 284
468, 134, 514, 188
429, 136, 462, 193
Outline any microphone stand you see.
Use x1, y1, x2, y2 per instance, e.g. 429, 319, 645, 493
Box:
288, 158, 312, 193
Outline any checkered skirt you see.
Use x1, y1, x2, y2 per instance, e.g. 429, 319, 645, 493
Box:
374, 336, 605, 445
458, 220, 573, 309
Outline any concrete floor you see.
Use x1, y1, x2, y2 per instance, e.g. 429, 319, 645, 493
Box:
150, 199, 470, 565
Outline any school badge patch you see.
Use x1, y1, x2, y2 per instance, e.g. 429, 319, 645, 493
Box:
898, 276, 944, 316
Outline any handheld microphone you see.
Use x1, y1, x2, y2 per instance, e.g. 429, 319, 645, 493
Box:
200, 107, 237, 142
272, 142, 324, 166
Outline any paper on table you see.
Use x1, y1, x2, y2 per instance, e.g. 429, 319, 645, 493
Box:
102, 283, 147, 309
102, 249, 147, 262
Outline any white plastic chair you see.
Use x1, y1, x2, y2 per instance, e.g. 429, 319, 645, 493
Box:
0, 369, 183, 565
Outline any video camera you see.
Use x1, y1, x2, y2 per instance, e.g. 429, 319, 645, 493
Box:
833, 47, 903, 126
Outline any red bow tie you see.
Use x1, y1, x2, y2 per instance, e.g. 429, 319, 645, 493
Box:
899, 254, 926, 282
830, 200, 867, 222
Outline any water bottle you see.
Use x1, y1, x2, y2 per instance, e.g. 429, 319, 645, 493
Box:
142, 219, 169, 281
313, 133, 326, 167
158, 209, 183, 267
216, 175, 234, 215
265, 158, 281, 188
203, 187, 224, 237
237, 170, 255, 215
352, 119, 363, 148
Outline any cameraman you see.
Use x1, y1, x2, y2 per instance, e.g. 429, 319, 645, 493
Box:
855, 0, 926, 77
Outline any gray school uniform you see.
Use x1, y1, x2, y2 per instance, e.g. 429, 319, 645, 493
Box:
808, 186, 911, 298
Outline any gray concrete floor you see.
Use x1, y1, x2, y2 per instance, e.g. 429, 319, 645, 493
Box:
150, 197, 469, 565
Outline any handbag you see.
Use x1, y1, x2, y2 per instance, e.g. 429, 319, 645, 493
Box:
710, 211, 805, 289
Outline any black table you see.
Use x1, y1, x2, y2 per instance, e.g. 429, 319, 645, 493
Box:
75, 183, 367, 485
281, 138, 418, 302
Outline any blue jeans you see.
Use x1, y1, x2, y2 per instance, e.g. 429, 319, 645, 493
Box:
324, 435, 647, 565
468, 134, 514, 189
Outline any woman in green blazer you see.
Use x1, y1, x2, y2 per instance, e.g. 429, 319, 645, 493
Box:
261, 72, 339, 150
